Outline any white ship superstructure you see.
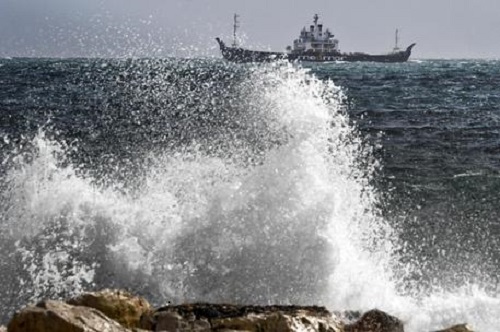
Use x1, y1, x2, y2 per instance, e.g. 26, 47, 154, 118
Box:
290, 14, 339, 54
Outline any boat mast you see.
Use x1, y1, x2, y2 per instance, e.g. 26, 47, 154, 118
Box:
393, 29, 400, 52
233, 13, 240, 47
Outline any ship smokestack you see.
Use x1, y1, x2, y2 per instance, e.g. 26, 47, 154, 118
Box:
310, 25, 314, 33
318, 24, 323, 33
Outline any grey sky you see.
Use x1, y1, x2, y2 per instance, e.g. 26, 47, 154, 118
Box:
1, 0, 500, 58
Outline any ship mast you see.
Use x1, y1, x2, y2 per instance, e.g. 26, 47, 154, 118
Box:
232, 13, 240, 47
393, 28, 400, 52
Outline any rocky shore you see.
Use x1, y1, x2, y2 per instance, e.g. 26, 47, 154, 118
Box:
2, 289, 473, 332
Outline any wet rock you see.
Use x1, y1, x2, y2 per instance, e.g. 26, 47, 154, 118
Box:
344, 309, 404, 332
67, 289, 152, 329
432, 324, 475, 332
5, 289, 475, 332
210, 312, 290, 331
149, 310, 211, 331
143, 303, 342, 332
7, 300, 130, 332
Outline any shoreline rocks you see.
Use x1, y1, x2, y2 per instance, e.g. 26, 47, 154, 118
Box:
344, 309, 404, 332
143, 303, 343, 332
8, 300, 130, 332
67, 289, 152, 329
4, 289, 474, 332
432, 324, 474, 332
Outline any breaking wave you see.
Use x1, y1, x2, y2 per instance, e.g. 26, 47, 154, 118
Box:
0, 59, 499, 331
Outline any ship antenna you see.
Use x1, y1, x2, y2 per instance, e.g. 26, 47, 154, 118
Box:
393, 28, 400, 52
233, 13, 240, 47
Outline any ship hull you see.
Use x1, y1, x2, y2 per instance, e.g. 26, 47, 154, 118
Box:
340, 50, 414, 62
216, 38, 416, 63
216, 38, 288, 63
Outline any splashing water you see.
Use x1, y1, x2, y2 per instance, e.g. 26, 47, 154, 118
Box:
0, 60, 499, 331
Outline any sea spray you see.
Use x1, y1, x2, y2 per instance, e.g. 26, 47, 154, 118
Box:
1, 58, 500, 331
0, 60, 380, 314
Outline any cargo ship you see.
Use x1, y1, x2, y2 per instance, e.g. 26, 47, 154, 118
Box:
216, 14, 416, 63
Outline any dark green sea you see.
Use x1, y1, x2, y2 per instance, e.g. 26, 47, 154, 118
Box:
0, 58, 499, 331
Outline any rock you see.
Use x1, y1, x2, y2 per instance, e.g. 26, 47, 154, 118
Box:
4, 289, 473, 332
67, 289, 151, 329
151, 310, 211, 331
432, 324, 474, 332
344, 309, 404, 332
144, 303, 343, 332
7, 300, 131, 332
210, 312, 291, 331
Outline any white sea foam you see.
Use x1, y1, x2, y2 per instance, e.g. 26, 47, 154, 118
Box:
0, 61, 499, 331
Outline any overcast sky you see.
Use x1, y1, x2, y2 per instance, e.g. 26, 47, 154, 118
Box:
1, 0, 500, 58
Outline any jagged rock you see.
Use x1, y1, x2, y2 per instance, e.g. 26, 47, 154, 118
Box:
7, 300, 131, 332
5, 289, 473, 332
67, 289, 152, 329
143, 303, 343, 332
432, 324, 474, 332
149, 310, 211, 331
344, 309, 404, 332
211, 312, 290, 331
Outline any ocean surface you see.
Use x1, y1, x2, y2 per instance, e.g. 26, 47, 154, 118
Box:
0, 57, 499, 331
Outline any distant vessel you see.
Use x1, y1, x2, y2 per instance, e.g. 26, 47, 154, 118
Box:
216, 14, 416, 63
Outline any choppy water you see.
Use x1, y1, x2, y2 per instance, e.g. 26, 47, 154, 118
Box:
0, 57, 499, 331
